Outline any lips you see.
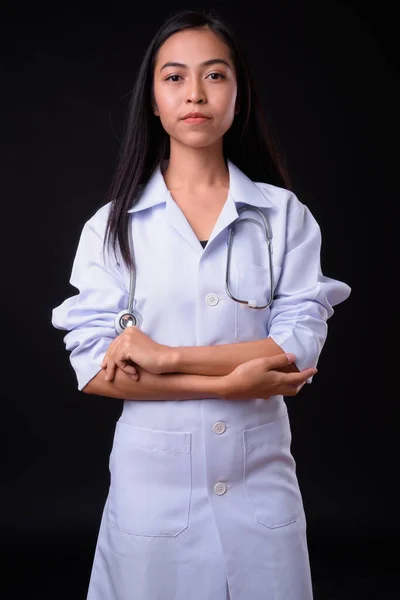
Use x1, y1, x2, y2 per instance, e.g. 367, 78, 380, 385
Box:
182, 112, 210, 120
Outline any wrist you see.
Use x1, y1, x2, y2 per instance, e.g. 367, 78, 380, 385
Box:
163, 346, 181, 373
213, 374, 230, 399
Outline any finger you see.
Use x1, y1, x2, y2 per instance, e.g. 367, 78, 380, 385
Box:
123, 364, 139, 380
104, 360, 117, 382
265, 353, 297, 370
282, 384, 301, 397
299, 367, 317, 381
100, 357, 107, 368
116, 359, 140, 381
284, 368, 317, 385
123, 364, 137, 376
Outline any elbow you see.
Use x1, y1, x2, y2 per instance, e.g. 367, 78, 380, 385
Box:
77, 364, 105, 395
82, 382, 93, 394
81, 375, 99, 395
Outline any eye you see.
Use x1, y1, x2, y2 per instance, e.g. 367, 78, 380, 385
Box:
206, 72, 225, 80
165, 74, 182, 82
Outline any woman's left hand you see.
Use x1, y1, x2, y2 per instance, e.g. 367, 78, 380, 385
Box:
101, 327, 174, 382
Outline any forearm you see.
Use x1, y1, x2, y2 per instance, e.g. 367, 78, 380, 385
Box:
170, 336, 298, 376
83, 365, 225, 401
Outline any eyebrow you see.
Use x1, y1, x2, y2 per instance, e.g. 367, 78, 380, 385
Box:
160, 58, 231, 72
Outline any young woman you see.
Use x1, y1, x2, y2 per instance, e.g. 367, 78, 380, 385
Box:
52, 8, 351, 600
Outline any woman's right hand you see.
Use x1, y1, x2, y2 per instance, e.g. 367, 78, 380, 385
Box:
219, 353, 317, 400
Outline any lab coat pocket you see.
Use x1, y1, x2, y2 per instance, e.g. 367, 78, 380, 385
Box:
108, 421, 192, 537
243, 414, 303, 529
234, 264, 280, 341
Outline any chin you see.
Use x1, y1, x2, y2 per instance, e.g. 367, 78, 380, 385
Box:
172, 133, 223, 150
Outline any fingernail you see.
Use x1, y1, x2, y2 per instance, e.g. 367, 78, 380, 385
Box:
286, 353, 296, 362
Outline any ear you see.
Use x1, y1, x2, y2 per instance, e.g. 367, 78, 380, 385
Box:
153, 104, 159, 116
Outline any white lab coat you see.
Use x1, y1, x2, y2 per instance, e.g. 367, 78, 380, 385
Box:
52, 159, 351, 600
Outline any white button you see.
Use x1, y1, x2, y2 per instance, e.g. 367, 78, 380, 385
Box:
213, 422, 226, 434
206, 293, 219, 306
214, 482, 227, 495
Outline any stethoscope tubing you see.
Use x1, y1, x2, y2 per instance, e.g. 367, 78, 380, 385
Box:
115, 205, 275, 334
225, 206, 274, 309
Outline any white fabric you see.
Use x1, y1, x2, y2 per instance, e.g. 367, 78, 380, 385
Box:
52, 159, 350, 599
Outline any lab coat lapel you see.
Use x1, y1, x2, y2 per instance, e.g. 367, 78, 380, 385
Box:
207, 192, 239, 246
165, 196, 203, 252
166, 189, 240, 252
164, 158, 241, 250
207, 159, 275, 245
157, 158, 274, 252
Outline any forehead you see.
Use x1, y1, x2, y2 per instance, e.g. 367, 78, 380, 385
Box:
155, 28, 232, 65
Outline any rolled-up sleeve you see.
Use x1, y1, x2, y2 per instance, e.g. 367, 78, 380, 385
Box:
52, 208, 127, 391
268, 195, 351, 373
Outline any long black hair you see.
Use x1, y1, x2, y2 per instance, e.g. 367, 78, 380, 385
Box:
103, 8, 291, 270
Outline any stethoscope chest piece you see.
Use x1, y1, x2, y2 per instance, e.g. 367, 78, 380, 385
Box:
114, 309, 142, 335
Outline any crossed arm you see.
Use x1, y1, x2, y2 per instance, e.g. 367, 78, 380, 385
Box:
83, 330, 307, 401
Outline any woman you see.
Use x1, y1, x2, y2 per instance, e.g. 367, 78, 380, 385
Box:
52, 8, 351, 600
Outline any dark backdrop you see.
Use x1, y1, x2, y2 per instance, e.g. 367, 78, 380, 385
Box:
1, 1, 397, 598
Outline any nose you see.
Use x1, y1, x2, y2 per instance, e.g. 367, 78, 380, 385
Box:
187, 77, 206, 104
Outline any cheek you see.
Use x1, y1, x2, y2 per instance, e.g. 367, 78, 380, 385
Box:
154, 90, 177, 131
153, 77, 174, 103
213, 84, 237, 117
223, 87, 238, 113
215, 92, 236, 129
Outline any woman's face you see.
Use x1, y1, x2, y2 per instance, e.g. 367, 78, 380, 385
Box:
152, 27, 238, 149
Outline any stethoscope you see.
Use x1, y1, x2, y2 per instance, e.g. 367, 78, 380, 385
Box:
114, 205, 274, 335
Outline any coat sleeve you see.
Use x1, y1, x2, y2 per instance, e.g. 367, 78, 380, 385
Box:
267, 194, 351, 373
51, 209, 128, 391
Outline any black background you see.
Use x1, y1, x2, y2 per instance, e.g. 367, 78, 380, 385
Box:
1, 1, 397, 598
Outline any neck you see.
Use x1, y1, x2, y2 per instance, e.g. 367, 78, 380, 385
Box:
162, 140, 229, 192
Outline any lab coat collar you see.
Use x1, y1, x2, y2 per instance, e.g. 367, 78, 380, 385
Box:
127, 161, 170, 214
227, 159, 274, 209
127, 158, 274, 214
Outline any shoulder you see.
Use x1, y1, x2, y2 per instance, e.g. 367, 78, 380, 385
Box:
80, 202, 113, 238
254, 181, 304, 211
72, 202, 123, 268
253, 181, 322, 240
254, 181, 317, 224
